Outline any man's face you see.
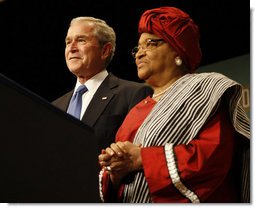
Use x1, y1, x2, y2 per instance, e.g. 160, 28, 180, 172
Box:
65, 21, 104, 79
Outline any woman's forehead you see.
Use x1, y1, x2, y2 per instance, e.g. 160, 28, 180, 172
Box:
139, 33, 160, 41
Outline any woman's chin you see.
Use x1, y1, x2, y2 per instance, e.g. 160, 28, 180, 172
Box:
138, 69, 151, 81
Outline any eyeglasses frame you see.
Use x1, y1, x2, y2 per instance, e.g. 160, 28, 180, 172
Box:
131, 38, 165, 59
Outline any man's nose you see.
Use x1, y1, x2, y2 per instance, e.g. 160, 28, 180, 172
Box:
69, 41, 78, 51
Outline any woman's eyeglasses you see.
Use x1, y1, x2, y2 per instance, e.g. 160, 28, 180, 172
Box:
131, 39, 164, 59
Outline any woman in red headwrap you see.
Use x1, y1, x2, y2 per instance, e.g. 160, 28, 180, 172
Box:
98, 7, 250, 203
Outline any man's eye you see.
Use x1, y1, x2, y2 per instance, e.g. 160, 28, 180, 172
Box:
78, 38, 86, 43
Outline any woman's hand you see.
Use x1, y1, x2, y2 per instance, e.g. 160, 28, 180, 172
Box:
98, 141, 143, 186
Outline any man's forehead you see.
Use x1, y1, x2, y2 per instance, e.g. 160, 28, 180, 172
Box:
66, 23, 95, 38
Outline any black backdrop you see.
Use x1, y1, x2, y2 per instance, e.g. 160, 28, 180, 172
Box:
0, 0, 249, 102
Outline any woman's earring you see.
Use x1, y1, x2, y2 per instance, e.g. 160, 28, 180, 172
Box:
175, 57, 182, 66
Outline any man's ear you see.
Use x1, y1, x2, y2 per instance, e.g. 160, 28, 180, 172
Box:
101, 43, 112, 60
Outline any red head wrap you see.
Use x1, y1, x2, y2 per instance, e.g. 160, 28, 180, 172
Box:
138, 7, 202, 72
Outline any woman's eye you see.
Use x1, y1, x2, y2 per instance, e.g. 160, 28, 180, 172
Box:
146, 40, 157, 47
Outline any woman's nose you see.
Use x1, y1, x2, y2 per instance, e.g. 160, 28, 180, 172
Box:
136, 47, 146, 59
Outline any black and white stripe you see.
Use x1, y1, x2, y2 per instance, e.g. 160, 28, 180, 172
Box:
122, 72, 250, 203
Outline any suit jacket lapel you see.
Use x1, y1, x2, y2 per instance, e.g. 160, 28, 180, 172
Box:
81, 74, 118, 127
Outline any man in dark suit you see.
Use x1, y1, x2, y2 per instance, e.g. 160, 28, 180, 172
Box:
52, 17, 152, 151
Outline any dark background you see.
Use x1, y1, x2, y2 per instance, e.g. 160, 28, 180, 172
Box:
0, 0, 250, 102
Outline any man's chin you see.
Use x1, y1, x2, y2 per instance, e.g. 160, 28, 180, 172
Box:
69, 67, 82, 75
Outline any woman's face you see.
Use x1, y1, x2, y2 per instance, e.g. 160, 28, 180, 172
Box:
134, 33, 178, 86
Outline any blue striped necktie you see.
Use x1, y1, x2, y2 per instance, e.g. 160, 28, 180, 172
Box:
67, 85, 88, 119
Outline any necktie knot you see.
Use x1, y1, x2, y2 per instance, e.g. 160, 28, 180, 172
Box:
67, 85, 88, 119
76, 85, 87, 95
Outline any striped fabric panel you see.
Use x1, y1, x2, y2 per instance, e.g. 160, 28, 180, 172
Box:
241, 144, 250, 203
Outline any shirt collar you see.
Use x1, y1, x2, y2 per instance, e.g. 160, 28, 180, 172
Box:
74, 70, 108, 93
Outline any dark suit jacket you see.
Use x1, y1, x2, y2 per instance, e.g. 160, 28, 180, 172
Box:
52, 73, 153, 151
